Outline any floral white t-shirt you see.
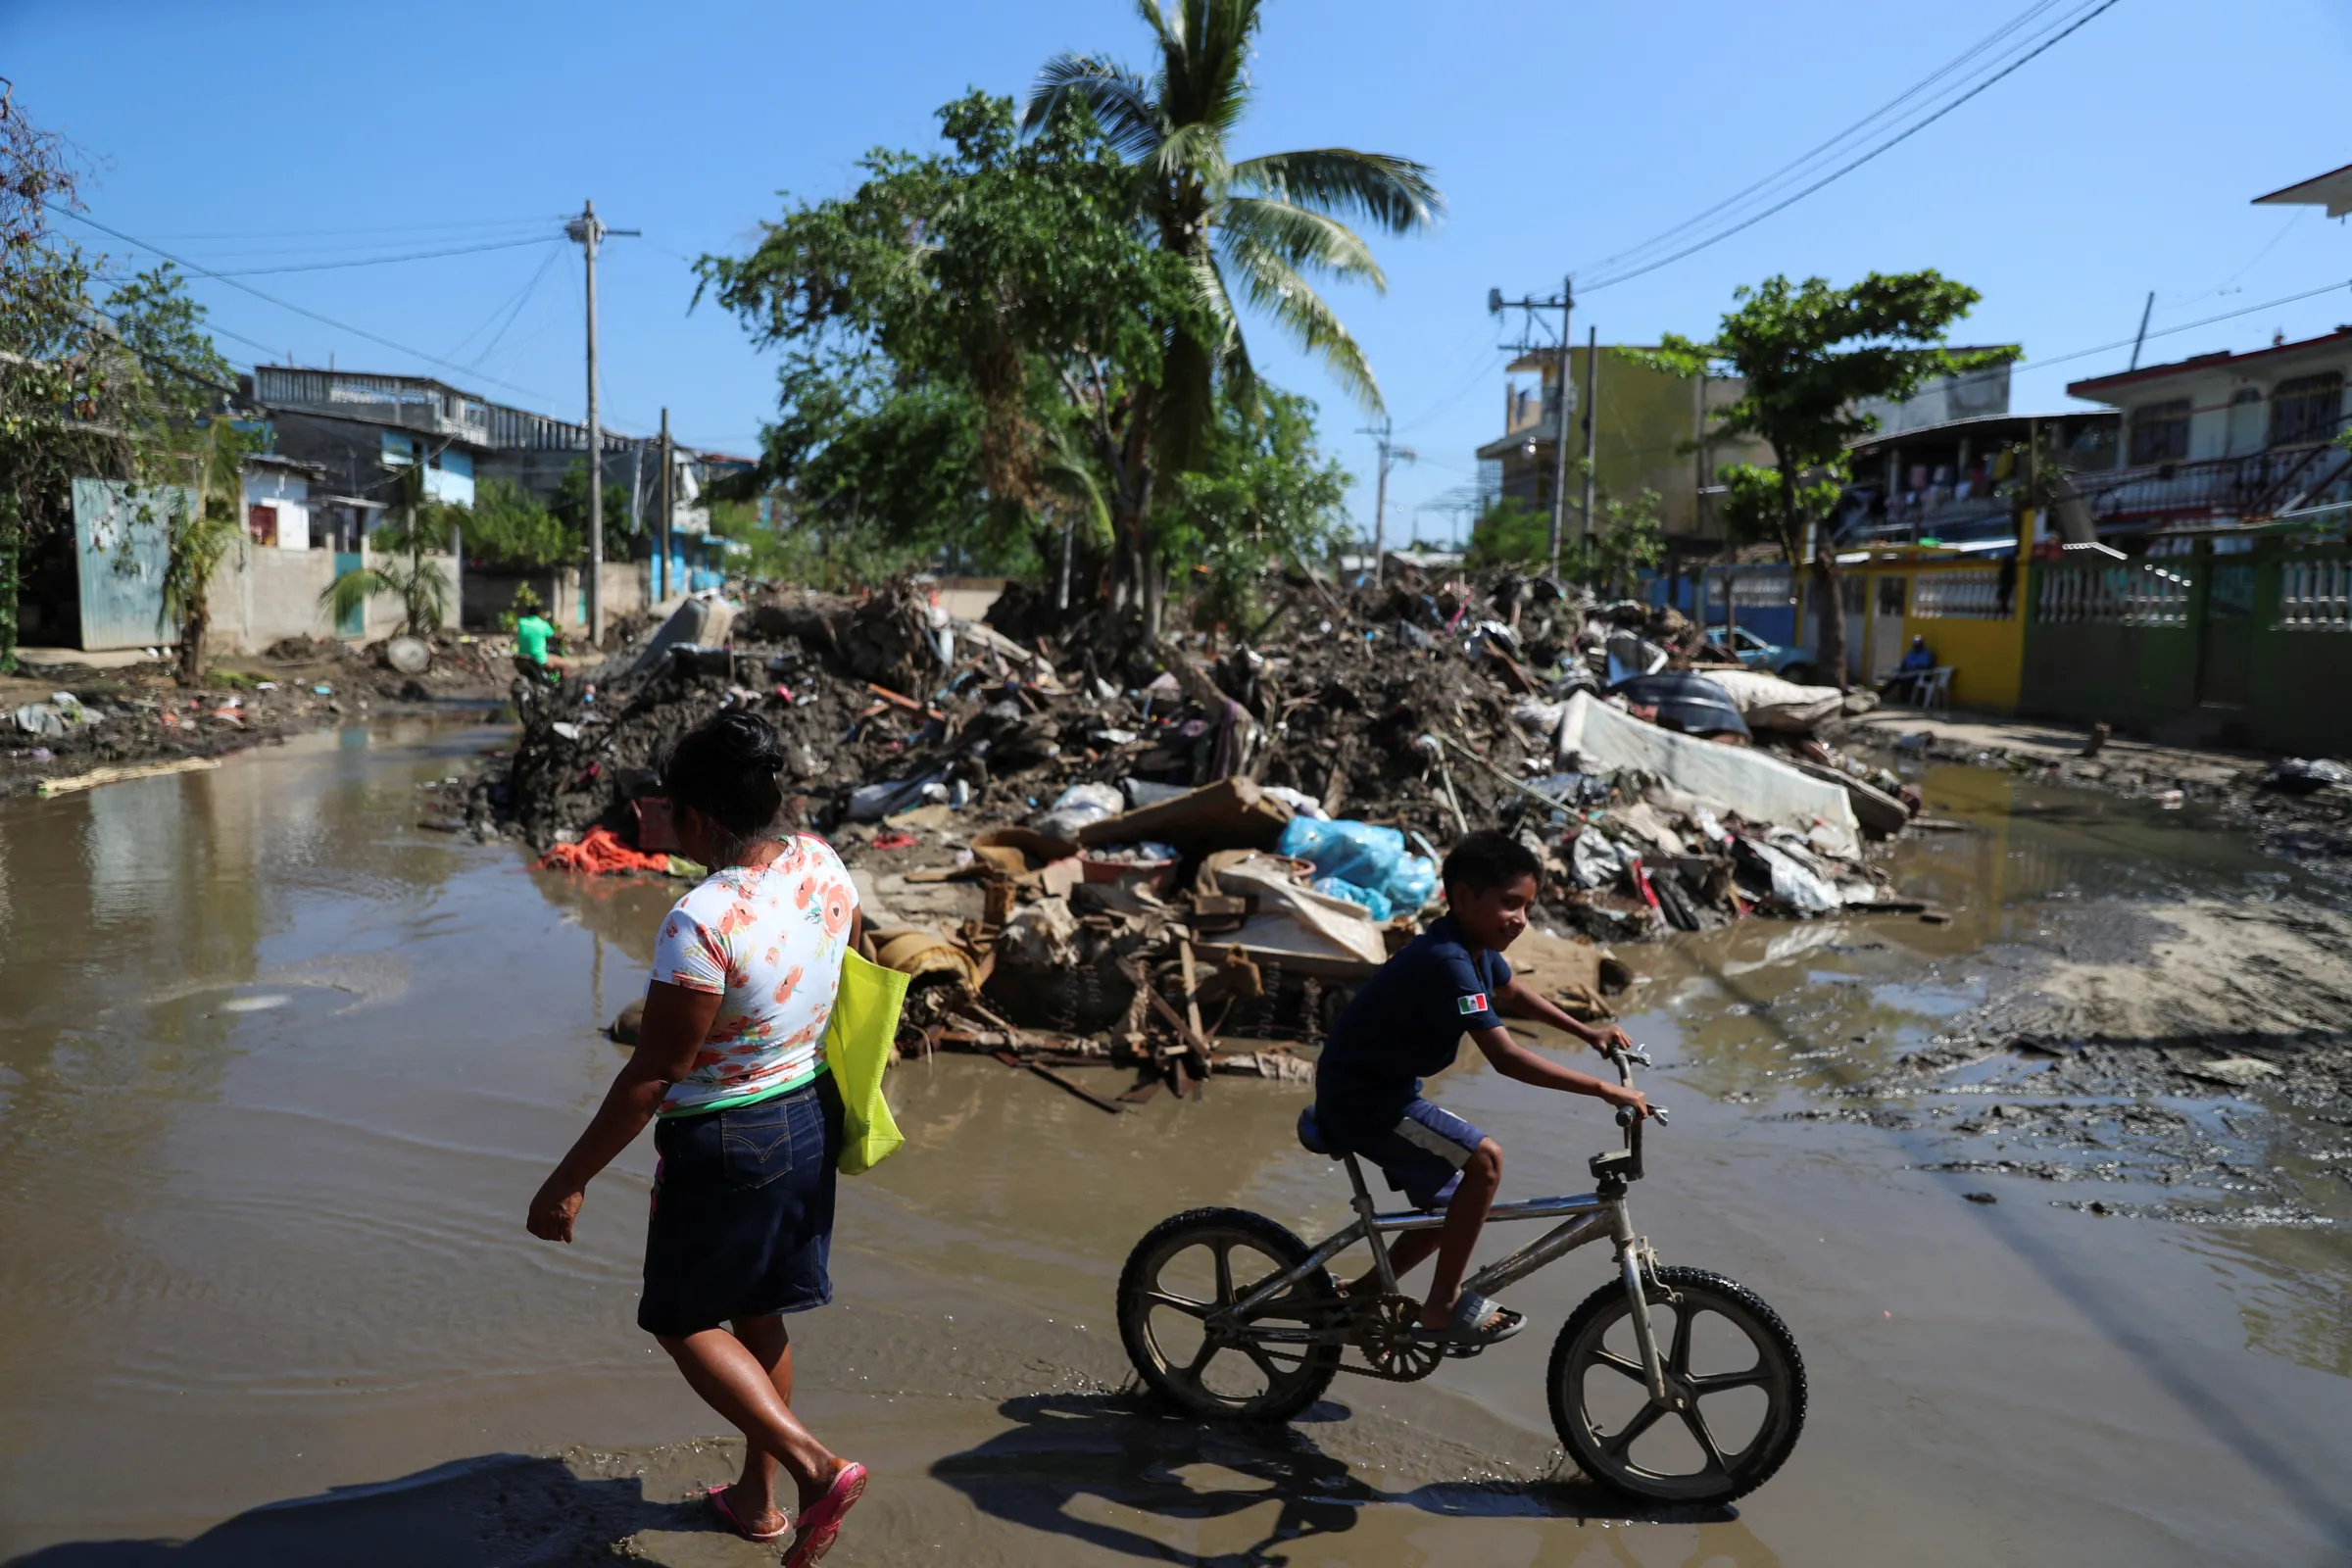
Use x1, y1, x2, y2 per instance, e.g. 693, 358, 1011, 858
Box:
648, 834, 858, 1116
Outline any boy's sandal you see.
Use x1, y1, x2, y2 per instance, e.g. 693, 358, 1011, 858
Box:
1413, 1291, 1524, 1347
706, 1484, 789, 1544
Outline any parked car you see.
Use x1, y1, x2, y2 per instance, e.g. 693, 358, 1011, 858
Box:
1705, 625, 1819, 685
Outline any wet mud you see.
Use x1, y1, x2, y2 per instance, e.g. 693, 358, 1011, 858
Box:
1, 725, 2347, 1565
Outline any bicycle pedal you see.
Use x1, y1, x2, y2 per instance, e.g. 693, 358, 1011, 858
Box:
1441, 1343, 1483, 1359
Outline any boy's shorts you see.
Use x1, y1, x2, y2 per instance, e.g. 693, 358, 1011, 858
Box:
1344, 1099, 1489, 1209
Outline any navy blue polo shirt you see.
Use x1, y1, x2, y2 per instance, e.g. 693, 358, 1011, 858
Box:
1314, 912, 1511, 1147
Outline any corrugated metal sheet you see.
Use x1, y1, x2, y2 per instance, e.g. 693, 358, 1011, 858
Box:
73, 478, 187, 651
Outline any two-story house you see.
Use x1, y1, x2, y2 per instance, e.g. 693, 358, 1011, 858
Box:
2061, 330, 2352, 534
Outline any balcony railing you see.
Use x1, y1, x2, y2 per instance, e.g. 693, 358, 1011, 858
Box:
2071, 442, 2352, 526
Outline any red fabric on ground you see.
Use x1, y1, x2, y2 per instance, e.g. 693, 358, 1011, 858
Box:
538, 825, 673, 874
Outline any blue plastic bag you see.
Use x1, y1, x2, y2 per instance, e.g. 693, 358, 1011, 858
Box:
1309, 875, 1394, 921
1279, 817, 1438, 911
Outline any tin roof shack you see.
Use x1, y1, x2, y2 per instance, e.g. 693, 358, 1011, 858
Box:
2063, 330, 2352, 536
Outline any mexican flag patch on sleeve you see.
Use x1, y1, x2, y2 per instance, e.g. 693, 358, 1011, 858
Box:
1457, 993, 1490, 1015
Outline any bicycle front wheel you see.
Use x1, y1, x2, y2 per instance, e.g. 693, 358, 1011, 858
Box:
1116, 1206, 1341, 1423
1548, 1265, 1806, 1506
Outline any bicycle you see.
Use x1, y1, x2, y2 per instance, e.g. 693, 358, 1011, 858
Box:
1114, 1046, 1806, 1506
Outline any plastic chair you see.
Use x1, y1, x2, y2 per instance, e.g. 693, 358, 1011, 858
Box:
1919, 666, 1954, 710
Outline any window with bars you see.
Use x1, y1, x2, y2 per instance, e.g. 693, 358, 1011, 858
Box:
1913, 568, 2009, 618
2128, 399, 2192, 466
2268, 372, 2343, 448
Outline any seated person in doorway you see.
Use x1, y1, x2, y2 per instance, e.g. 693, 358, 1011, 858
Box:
1306, 831, 1650, 1348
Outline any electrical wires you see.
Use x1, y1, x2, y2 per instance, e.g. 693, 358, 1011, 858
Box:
48, 200, 565, 406
1577, 0, 2126, 294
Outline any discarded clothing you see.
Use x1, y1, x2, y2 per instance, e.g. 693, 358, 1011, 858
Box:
538, 826, 676, 875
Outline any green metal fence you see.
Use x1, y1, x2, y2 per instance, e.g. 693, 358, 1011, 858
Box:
2020, 534, 2350, 754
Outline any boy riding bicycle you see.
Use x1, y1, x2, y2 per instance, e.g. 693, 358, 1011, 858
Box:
1307, 830, 1651, 1347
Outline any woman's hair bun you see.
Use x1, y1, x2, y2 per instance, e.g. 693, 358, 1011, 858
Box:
662, 710, 786, 843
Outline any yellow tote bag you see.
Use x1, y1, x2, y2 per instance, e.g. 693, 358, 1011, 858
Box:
823, 949, 910, 1175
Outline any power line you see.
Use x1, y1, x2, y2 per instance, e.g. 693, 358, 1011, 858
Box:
2010, 275, 2352, 379
1581, 0, 2125, 293
130, 214, 571, 242
175, 235, 559, 277
49, 201, 566, 407
1580, 0, 2077, 280
448, 243, 564, 368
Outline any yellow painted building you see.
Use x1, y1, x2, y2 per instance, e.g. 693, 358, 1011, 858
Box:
1794, 523, 2032, 712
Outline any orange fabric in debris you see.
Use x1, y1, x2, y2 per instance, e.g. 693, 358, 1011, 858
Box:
537, 825, 673, 874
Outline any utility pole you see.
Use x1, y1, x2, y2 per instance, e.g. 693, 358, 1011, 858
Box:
1358, 417, 1416, 579
658, 407, 675, 605
1578, 323, 1599, 553
1488, 276, 1574, 578
565, 198, 639, 646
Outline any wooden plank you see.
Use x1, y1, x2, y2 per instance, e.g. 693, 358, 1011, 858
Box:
36, 757, 220, 797
1178, 942, 1206, 1042
1143, 983, 1217, 1057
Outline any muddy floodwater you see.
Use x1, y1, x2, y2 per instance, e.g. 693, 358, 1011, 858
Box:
1, 721, 2348, 1565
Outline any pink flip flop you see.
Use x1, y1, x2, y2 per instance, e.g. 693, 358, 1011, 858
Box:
707, 1483, 789, 1544
783, 1462, 867, 1567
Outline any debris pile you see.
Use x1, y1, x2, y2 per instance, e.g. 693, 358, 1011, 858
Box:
497, 566, 1950, 1093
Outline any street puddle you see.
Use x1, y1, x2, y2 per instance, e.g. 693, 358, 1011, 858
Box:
0, 727, 2345, 1565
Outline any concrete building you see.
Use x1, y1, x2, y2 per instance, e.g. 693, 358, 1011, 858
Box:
1475, 346, 1766, 547
2061, 329, 2352, 534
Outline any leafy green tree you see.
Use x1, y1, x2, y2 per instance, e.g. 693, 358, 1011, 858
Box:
101, 265, 253, 683
1160, 387, 1349, 626
1024, 0, 1441, 466
552, 460, 633, 561
1466, 465, 1663, 596
1463, 496, 1548, 571
0, 87, 126, 670
105, 264, 232, 422
701, 92, 1199, 610
322, 462, 451, 636
1638, 272, 2014, 687
459, 477, 572, 569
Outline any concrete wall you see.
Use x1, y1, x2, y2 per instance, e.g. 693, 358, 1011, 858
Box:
462, 561, 648, 632
202, 539, 462, 654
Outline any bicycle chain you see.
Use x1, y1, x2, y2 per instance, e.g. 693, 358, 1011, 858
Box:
1334, 1295, 1444, 1383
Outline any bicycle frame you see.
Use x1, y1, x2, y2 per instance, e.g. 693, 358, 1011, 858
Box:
1206, 1053, 1675, 1405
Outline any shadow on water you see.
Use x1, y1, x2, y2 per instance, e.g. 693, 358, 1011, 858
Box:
1, 1453, 710, 1567
927, 1392, 1757, 1567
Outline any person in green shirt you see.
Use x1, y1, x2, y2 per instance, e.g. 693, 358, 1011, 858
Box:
514, 612, 558, 682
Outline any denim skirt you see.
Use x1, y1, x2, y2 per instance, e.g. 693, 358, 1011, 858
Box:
636, 1070, 843, 1337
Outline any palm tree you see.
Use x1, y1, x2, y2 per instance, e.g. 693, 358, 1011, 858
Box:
1025, 0, 1439, 620
321, 461, 451, 639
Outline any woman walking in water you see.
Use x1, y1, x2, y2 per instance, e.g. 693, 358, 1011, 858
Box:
527, 711, 866, 1562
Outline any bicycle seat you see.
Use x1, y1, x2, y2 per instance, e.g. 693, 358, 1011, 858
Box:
1296, 1105, 1339, 1158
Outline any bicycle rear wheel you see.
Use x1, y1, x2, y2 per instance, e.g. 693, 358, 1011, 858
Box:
1547, 1265, 1805, 1506
1116, 1207, 1341, 1423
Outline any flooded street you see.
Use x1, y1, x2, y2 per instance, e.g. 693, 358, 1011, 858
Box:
2, 722, 2348, 1565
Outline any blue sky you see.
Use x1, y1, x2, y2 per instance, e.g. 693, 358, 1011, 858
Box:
12, 0, 2352, 545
